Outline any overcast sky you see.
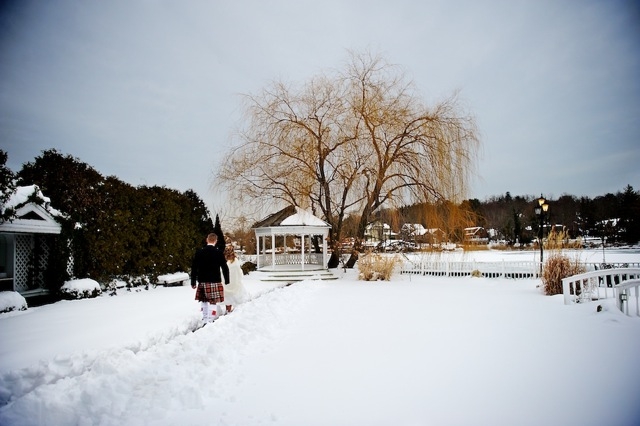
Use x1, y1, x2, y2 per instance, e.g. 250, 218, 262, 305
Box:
1, 0, 639, 215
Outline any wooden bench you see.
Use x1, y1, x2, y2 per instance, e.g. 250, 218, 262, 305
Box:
157, 272, 190, 287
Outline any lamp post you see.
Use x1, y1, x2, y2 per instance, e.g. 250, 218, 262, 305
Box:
534, 195, 549, 277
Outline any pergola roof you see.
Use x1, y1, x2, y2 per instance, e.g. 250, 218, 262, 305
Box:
0, 185, 62, 234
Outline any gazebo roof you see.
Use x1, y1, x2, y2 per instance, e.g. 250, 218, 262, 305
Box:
253, 206, 330, 229
252, 206, 330, 239
252, 205, 296, 228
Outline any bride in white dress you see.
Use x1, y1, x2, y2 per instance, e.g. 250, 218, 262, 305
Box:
224, 246, 250, 313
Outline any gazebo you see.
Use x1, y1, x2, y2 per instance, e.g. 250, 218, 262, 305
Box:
253, 206, 330, 272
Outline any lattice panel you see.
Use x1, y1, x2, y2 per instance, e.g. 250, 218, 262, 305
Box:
66, 240, 75, 277
36, 237, 50, 288
67, 253, 75, 278
14, 235, 32, 292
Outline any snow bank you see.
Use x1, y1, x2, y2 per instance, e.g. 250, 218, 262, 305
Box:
156, 272, 190, 285
0, 292, 27, 314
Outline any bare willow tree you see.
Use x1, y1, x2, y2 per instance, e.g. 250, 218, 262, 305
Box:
217, 51, 480, 267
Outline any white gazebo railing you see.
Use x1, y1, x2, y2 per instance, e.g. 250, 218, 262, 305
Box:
257, 253, 324, 268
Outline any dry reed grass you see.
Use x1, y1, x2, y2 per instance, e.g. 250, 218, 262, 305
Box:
544, 228, 583, 250
358, 252, 401, 281
461, 244, 489, 252
542, 253, 586, 295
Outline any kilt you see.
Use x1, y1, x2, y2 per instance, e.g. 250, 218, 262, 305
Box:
195, 282, 224, 304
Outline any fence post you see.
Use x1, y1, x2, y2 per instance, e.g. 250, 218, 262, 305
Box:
562, 277, 572, 305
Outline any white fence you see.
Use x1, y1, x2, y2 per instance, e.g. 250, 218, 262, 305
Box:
243, 255, 640, 280
561, 268, 640, 316
583, 262, 640, 271
400, 260, 541, 278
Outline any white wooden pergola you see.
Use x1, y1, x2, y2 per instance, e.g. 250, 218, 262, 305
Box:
0, 185, 63, 295
253, 206, 331, 272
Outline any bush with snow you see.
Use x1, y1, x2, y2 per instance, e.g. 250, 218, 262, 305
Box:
0, 291, 28, 314
125, 275, 152, 291
59, 278, 102, 300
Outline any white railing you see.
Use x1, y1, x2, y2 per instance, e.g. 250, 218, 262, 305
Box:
616, 279, 640, 317
256, 253, 323, 266
583, 262, 640, 271
562, 268, 640, 310
400, 260, 540, 278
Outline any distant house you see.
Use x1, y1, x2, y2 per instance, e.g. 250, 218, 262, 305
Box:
0, 186, 64, 297
464, 226, 489, 245
423, 228, 447, 245
401, 223, 427, 238
364, 221, 394, 247
401, 224, 446, 245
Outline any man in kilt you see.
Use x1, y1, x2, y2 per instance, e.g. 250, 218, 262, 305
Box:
191, 233, 230, 323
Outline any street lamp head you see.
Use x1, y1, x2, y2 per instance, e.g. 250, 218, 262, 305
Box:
538, 194, 546, 207
542, 203, 549, 213
534, 206, 542, 216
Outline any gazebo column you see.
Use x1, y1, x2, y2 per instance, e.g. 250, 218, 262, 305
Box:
271, 233, 276, 269
300, 234, 305, 271
322, 231, 328, 269
256, 236, 260, 269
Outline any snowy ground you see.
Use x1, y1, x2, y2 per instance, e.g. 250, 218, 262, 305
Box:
1, 249, 639, 426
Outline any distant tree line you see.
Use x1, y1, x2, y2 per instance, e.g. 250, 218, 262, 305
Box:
0, 149, 214, 289
364, 188, 640, 247
222, 185, 640, 256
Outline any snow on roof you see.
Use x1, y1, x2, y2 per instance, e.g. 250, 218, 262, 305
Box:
402, 223, 427, 235
1, 185, 63, 234
2, 185, 62, 217
280, 207, 329, 227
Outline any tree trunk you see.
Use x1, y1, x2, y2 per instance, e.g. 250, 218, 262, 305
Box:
328, 251, 340, 269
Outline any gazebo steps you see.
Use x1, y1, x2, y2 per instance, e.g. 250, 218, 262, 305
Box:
259, 270, 337, 283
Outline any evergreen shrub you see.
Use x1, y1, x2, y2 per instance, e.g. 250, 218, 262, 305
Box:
58, 280, 102, 300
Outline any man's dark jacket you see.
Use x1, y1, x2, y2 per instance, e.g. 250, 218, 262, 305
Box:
191, 244, 230, 286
